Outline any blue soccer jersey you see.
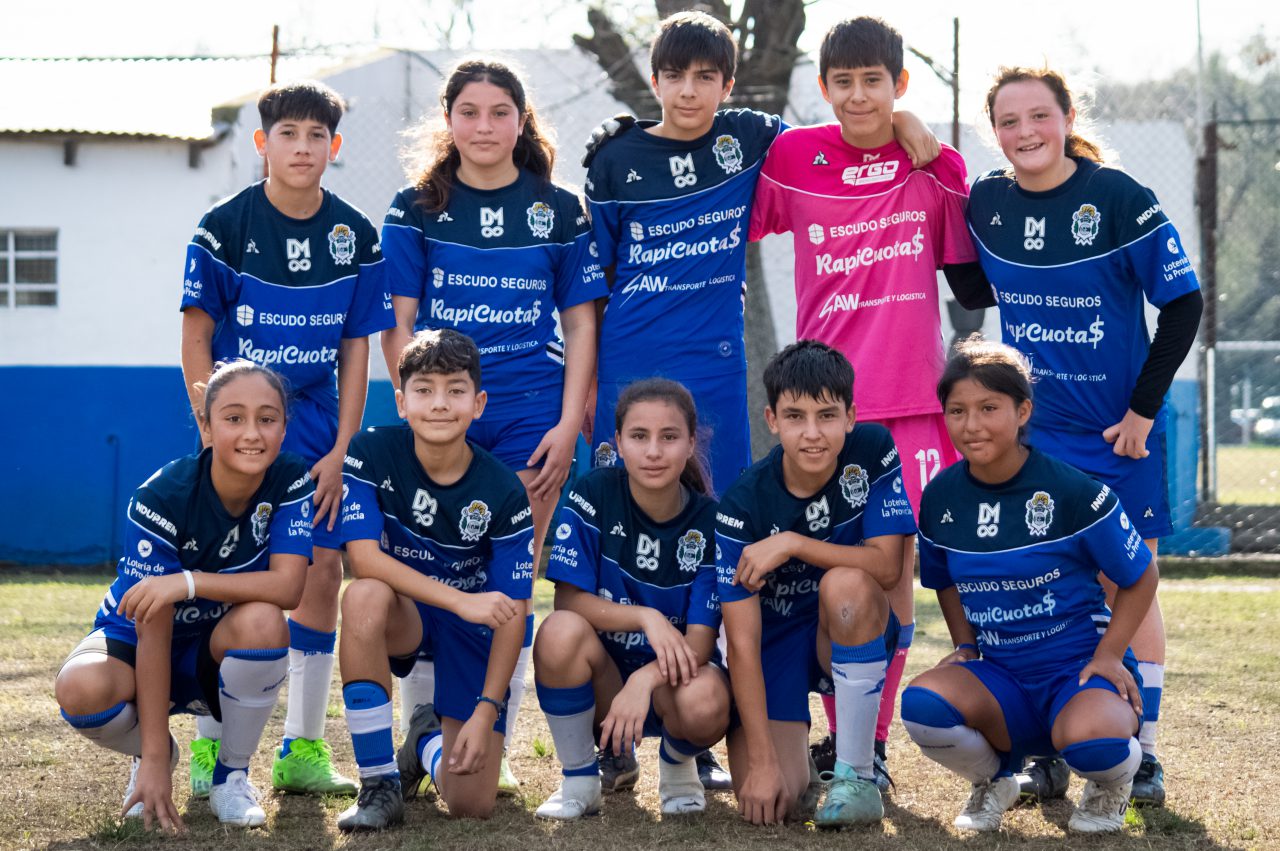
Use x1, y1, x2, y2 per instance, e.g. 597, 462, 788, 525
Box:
181, 182, 394, 451
716, 424, 916, 629
586, 110, 784, 383
546, 466, 719, 667
966, 159, 1201, 435
381, 171, 607, 413
95, 449, 315, 642
340, 426, 535, 603
917, 447, 1153, 677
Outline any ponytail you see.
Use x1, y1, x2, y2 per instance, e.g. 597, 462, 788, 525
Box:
614, 378, 713, 498
985, 66, 1104, 164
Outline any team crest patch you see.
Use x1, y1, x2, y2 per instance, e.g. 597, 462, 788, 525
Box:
527, 201, 554, 239
1025, 491, 1055, 536
713, 134, 744, 174
676, 529, 707, 573
594, 442, 618, 467
328, 224, 357, 264
251, 502, 273, 546
839, 464, 870, 508
1070, 204, 1102, 246
459, 500, 492, 542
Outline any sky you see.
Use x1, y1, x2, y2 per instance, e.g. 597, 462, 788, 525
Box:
4, 0, 1276, 123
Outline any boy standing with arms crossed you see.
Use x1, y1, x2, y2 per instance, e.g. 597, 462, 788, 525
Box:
180, 80, 393, 797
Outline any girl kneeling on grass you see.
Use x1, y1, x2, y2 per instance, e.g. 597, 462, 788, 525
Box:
904, 338, 1157, 834
55, 361, 313, 831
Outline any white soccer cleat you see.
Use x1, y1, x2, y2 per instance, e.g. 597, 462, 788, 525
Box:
209, 770, 267, 828
658, 757, 706, 815
954, 775, 1019, 832
535, 775, 602, 821
1069, 778, 1132, 833
122, 736, 179, 819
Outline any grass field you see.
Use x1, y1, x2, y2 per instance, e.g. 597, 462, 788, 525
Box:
1215, 445, 1280, 505
1, 566, 1275, 851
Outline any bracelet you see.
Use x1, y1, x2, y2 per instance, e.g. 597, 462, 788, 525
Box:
182, 570, 196, 601
954, 642, 979, 655
476, 695, 505, 714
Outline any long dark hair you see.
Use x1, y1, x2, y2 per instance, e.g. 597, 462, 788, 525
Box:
985, 66, 1104, 163
614, 378, 712, 497
195, 359, 289, 424
404, 58, 555, 213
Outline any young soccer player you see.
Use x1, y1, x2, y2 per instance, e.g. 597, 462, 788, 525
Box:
380, 59, 605, 790
966, 67, 1203, 805
716, 340, 916, 828
180, 80, 393, 796
584, 11, 939, 499
334, 329, 534, 830
905, 338, 1156, 833
748, 16, 993, 785
55, 361, 313, 830
534, 378, 728, 820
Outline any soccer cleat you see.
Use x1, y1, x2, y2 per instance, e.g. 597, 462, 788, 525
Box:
954, 776, 1019, 832
872, 739, 894, 794
337, 774, 405, 832
815, 762, 883, 828
659, 757, 705, 815
598, 748, 640, 793
1016, 756, 1070, 802
397, 702, 442, 801
123, 735, 179, 819
1069, 778, 1132, 833
535, 775, 603, 820
1130, 754, 1166, 807
696, 749, 732, 790
209, 770, 267, 828
497, 752, 520, 796
799, 751, 823, 816
272, 737, 357, 795
810, 733, 837, 775
189, 737, 219, 800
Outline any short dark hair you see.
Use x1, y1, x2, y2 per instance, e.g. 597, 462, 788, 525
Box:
650, 10, 736, 82
763, 339, 855, 410
819, 17, 903, 82
258, 80, 346, 135
397, 329, 482, 390
937, 336, 1034, 440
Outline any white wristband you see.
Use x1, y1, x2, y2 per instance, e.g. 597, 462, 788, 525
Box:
182, 569, 196, 601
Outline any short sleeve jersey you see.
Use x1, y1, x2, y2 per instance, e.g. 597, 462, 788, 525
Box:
95, 449, 315, 641
586, 110, 784, 382
340, 426, 535, 603
380, 172, 607, 411
546, 467, 719, 666
750, 132, 976, 419
966, 159, 1201, 434
917, 447, 1152, 677
716, 424, 915, 631
181, 182, 393, 403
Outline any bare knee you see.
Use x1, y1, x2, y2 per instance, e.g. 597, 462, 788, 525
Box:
56, 660, 128, 716
820, 568, 888, 637
533, 609, 593, 668
219, 601, 289, 648
1051, 691, 1138, 750
670, 675, 730, 743
340, 577, 395, 632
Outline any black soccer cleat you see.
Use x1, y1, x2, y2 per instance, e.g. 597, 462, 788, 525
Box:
1130, 754, 1166, 807
1016, 756, 1070, 802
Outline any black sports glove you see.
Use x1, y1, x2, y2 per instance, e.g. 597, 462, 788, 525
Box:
582, 114, 638, 168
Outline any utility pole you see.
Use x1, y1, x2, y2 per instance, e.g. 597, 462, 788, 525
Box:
906, 17, 961, 150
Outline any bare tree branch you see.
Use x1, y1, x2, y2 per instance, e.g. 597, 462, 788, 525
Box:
572, 7, 661, 119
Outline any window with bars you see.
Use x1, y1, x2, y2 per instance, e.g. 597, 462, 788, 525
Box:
1, 230, 58, 307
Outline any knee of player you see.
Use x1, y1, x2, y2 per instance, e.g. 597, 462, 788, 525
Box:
443, 790, 496, 820
1051, 690, 1139, 751
340, 576, 395, 623
818, 568, 888, 621
55, 665, 119, 717
672, 678, 730, 739
532, 609, 593, 667
900, 684, 967, 733
221, 600, 289, 648
305, 547, 346, 590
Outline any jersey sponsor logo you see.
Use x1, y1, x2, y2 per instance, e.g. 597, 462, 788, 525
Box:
189, 258, 197, 274
569, 490, 597, 517
1023, 216, 1046, 251
251, 503, 272, 546
428, 299, 542, 326
594, 442, 617, 468
629, 221, 645, 242
386, 206, 405, 219
555, 522, 572, 540
182, 537, 199, 551
893, 475, 903, 494
237, 338, 339, 367
814, 228, 926, 280
510, 505, 532, 526
996, 292, 1101, 309
881, 446, 898, 467
1167, 237, 1179, 254
236, 304, 255, 326
184, 277, 202, 299
437, 211, 454, 222
626, 168, 642, 183
459, 500, 492, 542
589, 241, 599, 258
286, 238, 312, 272
839, 464, 870, 509
940, 508, 954, 524
956, 568, 1060, 594
610, 521, 626, 537
219, 525, 240, 558
1136, 203, 1161, 226
527, 202, 554, 239
328, 224, 356, 265
627, 225, 742, 266
236, 306, 344, 328
812, 151, 828, 166
862, 152, 882, 162
620, 274, 668, 295
977, 502, 1001, 538
1025, 491, 1055, 536
713, 134, 744, 174
135, 501, 177, 537
990, 213, 1002, 226
1004, 316, 1105, 349
964, 589, 1057, 628
344, 455, 363, 470
806, 495, 831, 531
137, 539, 153, 557
669, 152, 697, 188
412, 488, 438, 527
807, 223, 825, 245
194, 227, 222, 252
635, 533, 661, 571
716, 511, 744, 530
380, 477, 394, 492
1090, 485, 1111, 512
841, 160, 899, 187
432, 267, 445, 289
1070, 203, 1102, 246
301, 500, 310, 519
480, 207, 504, 238
676, 529, 707, 573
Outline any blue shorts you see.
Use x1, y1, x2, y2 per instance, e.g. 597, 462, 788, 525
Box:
468, 391, 561, 472
69, 624, 221, 719
389, 601, 518, 733
1032, 426, 1172, 539
753, 611, 900, 724
593, 371, 750, 497
958, 655, 1143, 763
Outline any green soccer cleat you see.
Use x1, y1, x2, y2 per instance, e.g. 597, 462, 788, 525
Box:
815, 762, 884, 829
272, 737, 357, 795
497, 752, 520, 796
189, 737, 219, 800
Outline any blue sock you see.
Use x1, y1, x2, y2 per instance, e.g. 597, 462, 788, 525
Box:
342, 680, 397, 780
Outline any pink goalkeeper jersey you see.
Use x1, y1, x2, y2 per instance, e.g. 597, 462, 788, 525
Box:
750, 126, 976, 419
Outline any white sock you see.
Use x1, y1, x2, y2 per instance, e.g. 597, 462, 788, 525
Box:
219, 649, 288, 771
283, 619, 336, 743
399, 658, 436, 735
902, 719, 1001, 784
536, 681, 598, 776
1137, 661, 1164, 757
419, 731, 444, 786
62, 700, 141, 756
505, 642, 532, 747
196, 714, 222, 740
830, 639, 888, 780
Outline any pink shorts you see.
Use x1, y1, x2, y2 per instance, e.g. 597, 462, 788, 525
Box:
866, 412, 960, 519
